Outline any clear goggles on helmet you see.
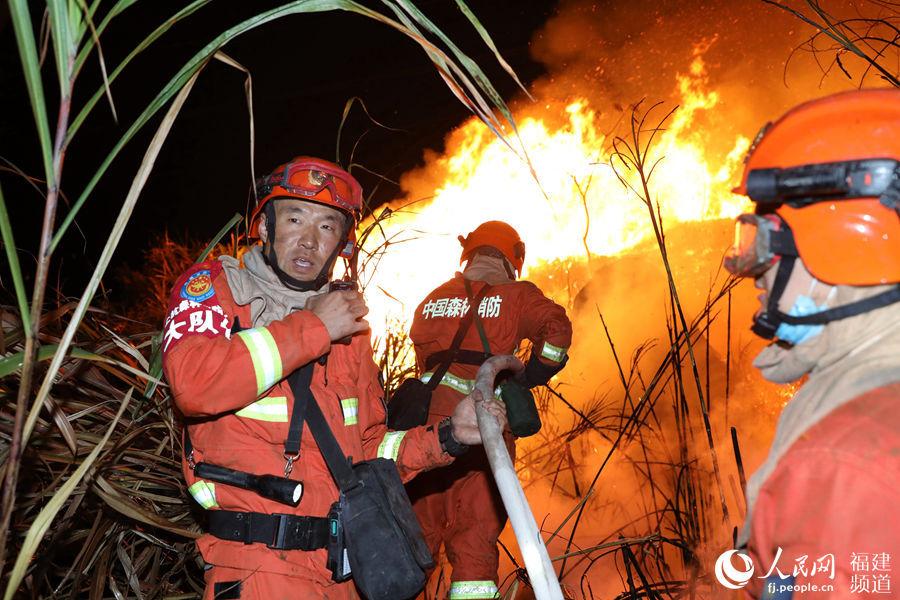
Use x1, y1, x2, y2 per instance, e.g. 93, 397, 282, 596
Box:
256, 160, 362, 216
724, 213, 798, 278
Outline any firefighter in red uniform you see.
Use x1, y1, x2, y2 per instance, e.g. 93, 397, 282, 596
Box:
722, 90, 900, 598
162, 157, 505, 599
405, 221, 572, 599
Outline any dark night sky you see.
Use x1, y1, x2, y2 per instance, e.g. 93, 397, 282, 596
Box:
0, 1, 556, 298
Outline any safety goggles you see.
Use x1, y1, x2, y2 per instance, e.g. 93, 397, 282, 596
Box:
746, 158, 899, 211
724, 213, 798, 278
256, 159, 362, 215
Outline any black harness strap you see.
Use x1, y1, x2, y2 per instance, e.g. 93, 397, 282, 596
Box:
284, 362, 314, 460
425, 349, 492, 370
424, 283, 493, 391
288, 369, 359, 492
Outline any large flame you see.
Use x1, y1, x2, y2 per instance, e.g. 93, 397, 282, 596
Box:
356, 50, 750, 348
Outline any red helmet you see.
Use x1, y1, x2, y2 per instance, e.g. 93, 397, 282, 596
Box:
733, 89, 900, 286
251, 156, 363, 259
459, 221, 526, 274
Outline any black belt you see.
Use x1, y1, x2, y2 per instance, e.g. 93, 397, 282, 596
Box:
424, 349, 491, 370
207, 510, 330, 551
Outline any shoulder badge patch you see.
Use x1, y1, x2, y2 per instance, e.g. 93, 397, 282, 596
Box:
180, 269, 215, 302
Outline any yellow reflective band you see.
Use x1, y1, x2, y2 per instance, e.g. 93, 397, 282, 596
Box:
236, 327, 283, 395
188, 481, 218, 509
448, 581, 499, 599
421, 371, 474, 395
540, 341, 568, 363
341, 398, 359, 426
236, 396, 288, 422
377, 431, 407, 461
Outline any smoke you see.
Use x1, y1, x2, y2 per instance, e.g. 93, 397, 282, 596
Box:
526, 0, 867, 150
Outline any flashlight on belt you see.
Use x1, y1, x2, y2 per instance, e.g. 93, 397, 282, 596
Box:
194, 462, 304, 507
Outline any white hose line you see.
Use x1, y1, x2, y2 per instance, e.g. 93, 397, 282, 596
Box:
473, 356, 564, 600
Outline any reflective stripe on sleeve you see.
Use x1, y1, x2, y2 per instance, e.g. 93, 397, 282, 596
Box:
448, 580, 499, 599
540, 341, 568, 363
236, 327, 283, 395
341, 398, 359, 426
421, 371, 474, 395
236, 396, 288, 422
377, 431, 407, 460
188, 481, 218, 509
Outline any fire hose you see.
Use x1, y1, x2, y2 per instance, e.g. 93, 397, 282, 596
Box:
472, 355, 564, 600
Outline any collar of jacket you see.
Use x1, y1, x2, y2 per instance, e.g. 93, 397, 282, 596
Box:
219, 245, 327, 327
461, 254, 514, 285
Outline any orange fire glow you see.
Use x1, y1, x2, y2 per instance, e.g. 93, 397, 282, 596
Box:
355, 50, 750, 349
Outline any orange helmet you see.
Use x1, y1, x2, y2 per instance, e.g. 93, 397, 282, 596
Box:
251, 156, 363, 259
735, 89, 900, 286
459, 221, 526, 274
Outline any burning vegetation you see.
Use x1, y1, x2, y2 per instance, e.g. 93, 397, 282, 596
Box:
1, 0, 898, 598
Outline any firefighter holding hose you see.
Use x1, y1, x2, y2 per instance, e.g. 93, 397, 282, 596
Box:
162, 157, 506, 599
723, 89, 900, 597
397, 221, 573, 599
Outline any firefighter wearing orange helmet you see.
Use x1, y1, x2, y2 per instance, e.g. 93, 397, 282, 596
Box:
162, 157, 505, 599
723, 90, 900, 597
404, 221, 572, 599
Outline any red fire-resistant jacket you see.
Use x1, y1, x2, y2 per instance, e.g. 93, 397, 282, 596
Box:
745, 382, 900, 599
162, 260, 452, 586
409, 273, 572, 421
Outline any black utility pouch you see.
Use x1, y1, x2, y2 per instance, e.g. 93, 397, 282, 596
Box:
499, 379, 542, 438
387, 379, 433, 430
340, 459, 434, 600
326, 501, 352, 582
292, 362, 434, 600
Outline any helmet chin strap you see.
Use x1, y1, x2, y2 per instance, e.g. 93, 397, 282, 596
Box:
262, 203, 345, 292
752, 255, 900, 340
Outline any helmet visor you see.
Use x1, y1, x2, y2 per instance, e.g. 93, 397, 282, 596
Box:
259, 160, 362, 215
724, 214, 786, 278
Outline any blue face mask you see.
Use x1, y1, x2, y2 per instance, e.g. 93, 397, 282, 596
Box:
774, 283, 836, 345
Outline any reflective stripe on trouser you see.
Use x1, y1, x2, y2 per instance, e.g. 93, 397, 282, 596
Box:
448, 580, 499, 599
341, 397, 359, 425
421, 371, 474, 395
235, 396, 288, 422
189, 481, 218, 509
235, 327, 283, 395
540, 341, 568, 362
377, 431, 406, 460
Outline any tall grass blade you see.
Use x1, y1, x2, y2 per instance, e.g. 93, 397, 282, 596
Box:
8, 0, 54, 183
0, 344, 158, 381
212, 52, 255, 191
0, 183, 31, 332
391, 0, 518, 126
24, 68, 203, 447
2, 389, 132, 600
75, 0, 117, 121
453, 0, 531, 98
47, 0, 74, 93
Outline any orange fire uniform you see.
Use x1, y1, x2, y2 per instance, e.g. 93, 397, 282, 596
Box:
407, 273, 572, 599
163, 260, 453, 599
